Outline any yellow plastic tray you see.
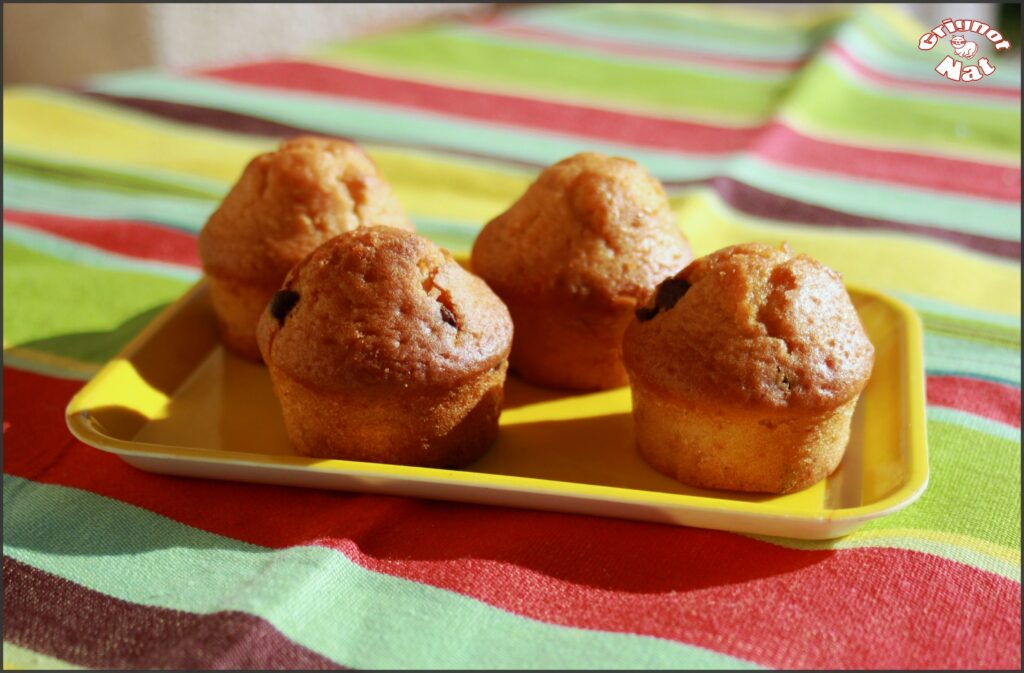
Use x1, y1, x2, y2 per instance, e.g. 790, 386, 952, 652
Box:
66, 280, 928, 540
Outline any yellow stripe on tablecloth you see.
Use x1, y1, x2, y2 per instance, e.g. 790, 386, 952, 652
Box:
3, 88, 272, 185
677, 191, 1021, 317
2, 88, 534, 227
847, 528, 1021, 567
362, 149, 532, 226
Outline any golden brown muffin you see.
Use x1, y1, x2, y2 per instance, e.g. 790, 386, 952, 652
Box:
257, 227, 513, 468
199, 135, 414, 360
623, 243, 875, 494
471, 152, 692, 390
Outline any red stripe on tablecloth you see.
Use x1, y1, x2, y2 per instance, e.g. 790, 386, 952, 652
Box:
196, 60, 1021, 202
750, 124, 1020, 204
2, 368, 85, 469
5, 366, 1020, 668
927, 375, 1021, 428
198, 61, 760, 153
472, 15, 810, 72
3, 557, 344, 669
3, 210, 201, 268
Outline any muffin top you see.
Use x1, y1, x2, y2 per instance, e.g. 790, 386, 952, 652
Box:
199, 135, 413, 287
623, 243, 874, 411
257, 227, 513, 391
471, 152, 692, 309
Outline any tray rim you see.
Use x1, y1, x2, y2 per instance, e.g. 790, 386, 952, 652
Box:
65, 280, 929, 529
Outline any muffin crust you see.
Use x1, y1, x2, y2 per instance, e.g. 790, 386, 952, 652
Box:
624, 243, 874, 411
258, 227, 513, 467
623, 242, 875, 494
198, 135, 413, 359
200, 135, 412, 284
471, 152, 692, 389
259, 227, 511, 391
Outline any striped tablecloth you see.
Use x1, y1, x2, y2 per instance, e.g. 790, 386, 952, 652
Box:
3, 4, 1020, 669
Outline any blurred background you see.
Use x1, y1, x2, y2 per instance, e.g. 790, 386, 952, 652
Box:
3, 3, 486, 86
5, 3, 1019, 86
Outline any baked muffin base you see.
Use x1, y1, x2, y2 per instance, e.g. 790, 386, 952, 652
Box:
502, 293, 631, 391
267, 361, 508, 468
207, 275, 275, 362
631, 380, 859, 494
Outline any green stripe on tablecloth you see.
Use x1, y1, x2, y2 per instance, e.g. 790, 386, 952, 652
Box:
918, 313, 1021, 349
928, 408, 1021, 441
1, 475, 759, 670
412, 216, 481, 255
868, 419, 1020, 548
454, 24, 794, 83
4, 149, 227, 201
924, 333, 1021, 386
898, 292, 1022, 330
897, 293, 1023, 352
778, 58, 1020, 161
3, 224, 198, 282
510, 5, 896, 83
317, 27, 788, 123
3, 171, 218, 232
534, 3, 839, 38
2, 238, 191, 364
1, 348, 100, 381
728, 157, 1020, 240
500, 5, 837, 59
923, 314, 1021, 352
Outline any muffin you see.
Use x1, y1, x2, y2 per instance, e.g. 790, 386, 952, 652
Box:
471, 152, 692, 390
257, 227, 513, 468
198, 135, 414, 360
623, 243, 874, 494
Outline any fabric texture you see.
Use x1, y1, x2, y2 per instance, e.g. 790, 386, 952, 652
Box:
3, 4, 1020, 669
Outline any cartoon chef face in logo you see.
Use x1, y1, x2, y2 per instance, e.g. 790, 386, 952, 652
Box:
918, 18, 1010, 82
950, 34, 979, 59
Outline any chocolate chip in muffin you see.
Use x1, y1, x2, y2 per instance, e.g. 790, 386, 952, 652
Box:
270, 290, 300, 325
636, 277, 690, 322
655, 277, 690, 310
635, 305, 658, 322
440, 304, 458, 329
